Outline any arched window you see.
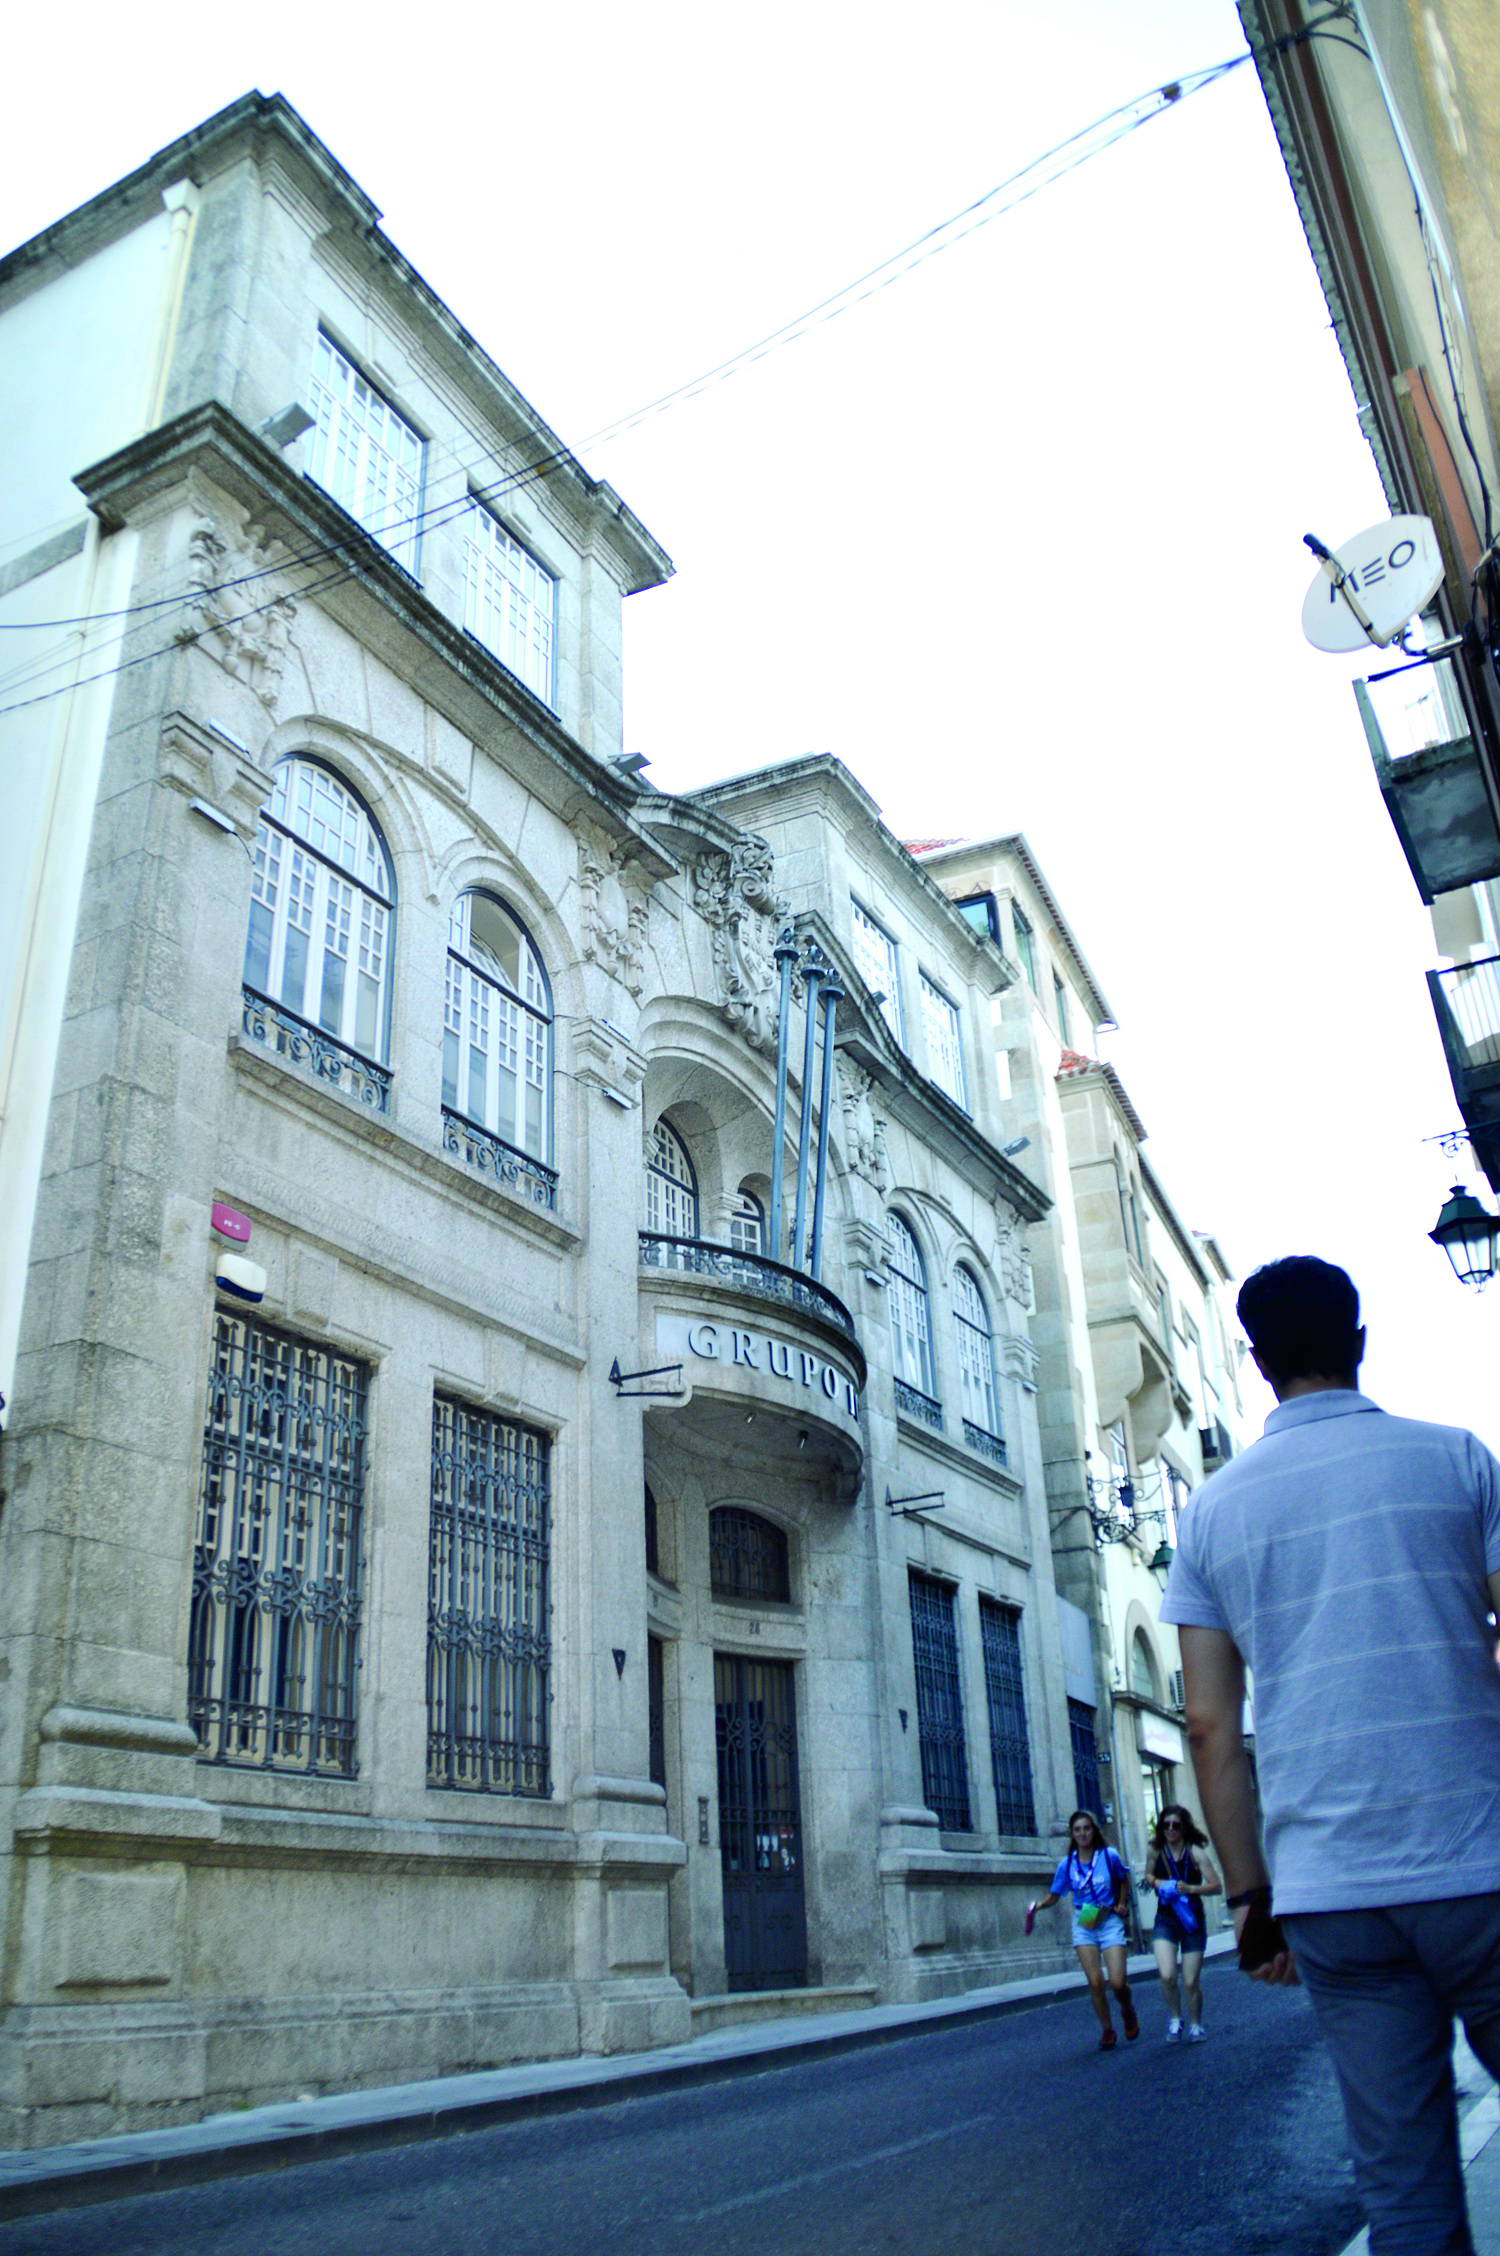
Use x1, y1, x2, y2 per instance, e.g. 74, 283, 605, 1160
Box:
645, 1118, 698, 1241
444, 892, 552, 1161
888, 1213, 936, 1402
244, 758, 394, 1061
709, 1507, 790, 1602
730, 1188, 765, 1256
1131, 1629, 1159, 1703
953, 1266, 1002, 1447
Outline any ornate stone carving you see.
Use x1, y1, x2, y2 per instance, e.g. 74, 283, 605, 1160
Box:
178, 517, 296, 712
692, 840, 788, 1050
996, 1217, 1031, 1306
837, 1058, 890, 1192
579, 839, 646, 995
1000, 1332, 1040, 1393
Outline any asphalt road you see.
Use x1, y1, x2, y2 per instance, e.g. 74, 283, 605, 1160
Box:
0, 1963, 1363, 2256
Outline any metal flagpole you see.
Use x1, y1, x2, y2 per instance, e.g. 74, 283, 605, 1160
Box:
808, 971, 843, 1280
790, 945, 826, 1273
767, 929, 800, 1265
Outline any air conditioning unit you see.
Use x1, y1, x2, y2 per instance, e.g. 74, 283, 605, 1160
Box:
1170, 1670, 1186, 1711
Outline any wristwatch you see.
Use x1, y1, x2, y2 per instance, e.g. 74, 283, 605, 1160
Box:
1226, 1884, 1272, 1910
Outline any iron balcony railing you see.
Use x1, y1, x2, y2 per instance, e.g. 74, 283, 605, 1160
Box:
1429, 956, 1500, 1092
242, 986, 392, 1114
963, 1419, 1008, 1468
637, 1233, 857, 1345
443, 1108, 559, 1210
894, 1377, 944, 1433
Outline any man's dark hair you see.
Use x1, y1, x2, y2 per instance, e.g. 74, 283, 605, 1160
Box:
1237, 1256, 1361, 1381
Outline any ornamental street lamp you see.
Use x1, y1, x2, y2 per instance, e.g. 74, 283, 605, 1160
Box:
1429, 1182, 1500, 1293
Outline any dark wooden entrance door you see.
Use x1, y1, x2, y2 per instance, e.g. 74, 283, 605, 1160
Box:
714, 1653, 807, 1991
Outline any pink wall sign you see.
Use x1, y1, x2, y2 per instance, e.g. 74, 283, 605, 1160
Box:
210, 1202, 252, 1244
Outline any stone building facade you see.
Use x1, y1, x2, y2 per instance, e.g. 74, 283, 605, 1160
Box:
0, 98, 1081, 2145
909, 839, 1251, 1902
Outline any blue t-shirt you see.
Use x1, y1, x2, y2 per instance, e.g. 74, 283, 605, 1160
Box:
1051, 1845, 1126, 1907
1161, 1392, 1500, 1915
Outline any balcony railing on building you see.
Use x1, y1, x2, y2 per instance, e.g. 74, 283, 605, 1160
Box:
963, 1418, 1007, 1467
443, 1107, 558, 1210
894, 1377, 943, 1432
638, 1232, 857, 1344
1355, 656, 1500, 905
242, 986, 392, 1114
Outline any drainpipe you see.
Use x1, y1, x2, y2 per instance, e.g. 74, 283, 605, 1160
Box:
790, 947, 827, 1274
808, 972, 843, 1281
766, 929, 800, 1264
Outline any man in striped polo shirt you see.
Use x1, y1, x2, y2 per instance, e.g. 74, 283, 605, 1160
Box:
1162, 1255, 1500, 2255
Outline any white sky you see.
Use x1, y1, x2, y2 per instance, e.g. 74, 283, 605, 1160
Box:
7, 0, 1497, 1447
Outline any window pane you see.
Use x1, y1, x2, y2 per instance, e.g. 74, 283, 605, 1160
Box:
980, 1599, 1036, 1834
308, 333, 425, 575
464, 502, 557, 709
851, 901, 903, 1044
920, 975, 967, 1109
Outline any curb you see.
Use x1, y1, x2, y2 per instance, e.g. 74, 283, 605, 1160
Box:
0, 1935, 1236, 2222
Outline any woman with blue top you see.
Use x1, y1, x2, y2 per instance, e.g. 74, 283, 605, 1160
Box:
1027, 1810, 1138, 2049
1142, 1805, 1221, 2043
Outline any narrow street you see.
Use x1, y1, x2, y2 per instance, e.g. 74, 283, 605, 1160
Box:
0, 1964, 1363, 2256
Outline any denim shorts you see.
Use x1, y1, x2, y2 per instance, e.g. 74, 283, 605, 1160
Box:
1152, 1915, 1206, 1950
1073, 1912, 1127, 1950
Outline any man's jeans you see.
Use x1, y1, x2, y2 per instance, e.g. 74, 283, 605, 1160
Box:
1284, 1896, 1500, 2256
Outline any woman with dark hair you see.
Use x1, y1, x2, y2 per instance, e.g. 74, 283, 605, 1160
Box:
1027, 1810, 1138, 2049
1142, 1804, 1221, 2042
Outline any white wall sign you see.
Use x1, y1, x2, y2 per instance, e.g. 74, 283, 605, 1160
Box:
1300, 515, 1444, 651
655, 1310, 861, 1421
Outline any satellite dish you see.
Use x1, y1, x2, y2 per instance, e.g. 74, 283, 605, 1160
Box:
1300, 515, 1444, 652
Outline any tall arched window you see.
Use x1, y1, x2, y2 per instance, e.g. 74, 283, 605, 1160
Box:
444, 892, 552, 1161
709, 1507, 790, 1602
888, 1213, 936, 1406
245, 758, 394, 1061
1131, 1629, 1159, 1703
953, 1266, 1002, 1450
645, 1119, 698, 1240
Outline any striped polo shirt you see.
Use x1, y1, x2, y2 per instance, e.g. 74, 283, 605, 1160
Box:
1161, 1391, 1500, 1914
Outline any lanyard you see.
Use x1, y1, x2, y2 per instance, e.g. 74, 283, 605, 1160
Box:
1072, 1850, 1112, 1904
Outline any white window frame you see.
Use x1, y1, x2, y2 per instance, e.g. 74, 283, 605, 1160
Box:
888, 1213, 935, 1397
464, 501, 557, 709
1011, 900, 1037, 992
645, 1119, 699, 1242
245, 759, 393, 1062
920, 974, 968, 1110
729, 1189, 765, 1255
443, 892, 553, 1162
307, 332, 424, 574
851, 900, 904, 1044
952, 1266, 1001, 1439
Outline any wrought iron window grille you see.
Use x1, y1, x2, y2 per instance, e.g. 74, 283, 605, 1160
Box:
188, 1313, 367, 1777
1068, 1697, 1103, 1817
710, 1506, 791, 1604
242, 985, 392, 1114
908, 1572, 972, 1832
442, 1106, 559, 1210
637, 1233, 857, 1343
894, 1377, 944, 1432
428, 1396, 552, 1797
980, 1598, 1037, 1836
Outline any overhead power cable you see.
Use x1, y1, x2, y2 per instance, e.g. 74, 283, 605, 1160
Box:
0, 10, 1359, 722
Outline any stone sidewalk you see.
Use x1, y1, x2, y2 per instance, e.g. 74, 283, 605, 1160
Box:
0, 1932, 1494, 2247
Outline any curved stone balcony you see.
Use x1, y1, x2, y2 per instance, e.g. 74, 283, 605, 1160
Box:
636, 1234, 865, 1494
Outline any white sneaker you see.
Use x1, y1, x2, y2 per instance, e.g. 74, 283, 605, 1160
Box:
1166, 2017, 1183, 2042
1187, 2023, 1207, 2043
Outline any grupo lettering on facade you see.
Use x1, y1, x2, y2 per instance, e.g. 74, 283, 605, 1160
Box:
683, 1319, 861, 1418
